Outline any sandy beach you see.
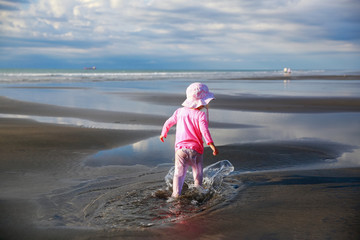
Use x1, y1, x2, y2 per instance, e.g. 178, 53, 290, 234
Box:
1, 73, 360, 239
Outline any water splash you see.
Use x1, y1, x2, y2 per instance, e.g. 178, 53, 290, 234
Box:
38, 160, 241, 229
165, 159, 235, 195
150, 160, 240, 222
85, 160, 241, 228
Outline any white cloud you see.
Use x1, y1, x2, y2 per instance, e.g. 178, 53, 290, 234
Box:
0, 0, 359, 68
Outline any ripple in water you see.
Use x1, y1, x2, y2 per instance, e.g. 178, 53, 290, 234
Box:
39, 160, 241, 229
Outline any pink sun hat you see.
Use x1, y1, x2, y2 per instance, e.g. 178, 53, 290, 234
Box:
182, 82, 215, 108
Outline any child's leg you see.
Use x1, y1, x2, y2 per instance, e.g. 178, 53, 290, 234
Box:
189, 151, 203, 187
172, 149, 189, 197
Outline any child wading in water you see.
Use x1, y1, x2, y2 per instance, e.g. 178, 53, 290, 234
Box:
160, 82, 219, 198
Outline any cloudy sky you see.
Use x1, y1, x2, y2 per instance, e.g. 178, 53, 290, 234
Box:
0, 0, 359, 69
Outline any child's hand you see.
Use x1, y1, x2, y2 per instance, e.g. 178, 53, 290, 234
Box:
209, 143, 219, 156
212, 147, 219, 156
160, 135, 165, 142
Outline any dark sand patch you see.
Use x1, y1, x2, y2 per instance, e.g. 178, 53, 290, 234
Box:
0, 96, 165, 126
203, 139, 356, 171
120, 92, 360, 113
151, 167, 360, 240
0, 118, 158, 171
0, 96, 252, 129
0, 199, 99, 240
213, 94, 360, 113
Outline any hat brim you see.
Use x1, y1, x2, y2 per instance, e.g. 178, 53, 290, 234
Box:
182, 92, 215, 108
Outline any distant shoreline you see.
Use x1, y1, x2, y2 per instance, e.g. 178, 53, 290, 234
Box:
226, 74, 360, 81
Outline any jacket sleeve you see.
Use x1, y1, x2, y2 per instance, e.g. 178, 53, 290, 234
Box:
199, 112, 213, 145
161, 109, 178, 138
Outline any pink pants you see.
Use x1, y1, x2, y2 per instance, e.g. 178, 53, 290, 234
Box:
172, 148, 203, 197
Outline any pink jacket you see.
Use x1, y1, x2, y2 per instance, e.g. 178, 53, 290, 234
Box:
161, 107, 214, 154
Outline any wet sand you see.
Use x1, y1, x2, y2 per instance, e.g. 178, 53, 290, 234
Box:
0, 117, 158, 171
0, 96, 251, 129
0, 96, 165, 126
149, 168, 360, 240
120, 92, 360, 113
1, 94, 360, 239
0, 116, 159, 239
1, 116, 359, 239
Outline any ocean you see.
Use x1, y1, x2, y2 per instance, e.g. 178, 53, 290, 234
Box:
0, 68, 357, 83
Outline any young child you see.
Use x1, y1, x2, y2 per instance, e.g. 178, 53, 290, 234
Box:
160, 82, 219, 198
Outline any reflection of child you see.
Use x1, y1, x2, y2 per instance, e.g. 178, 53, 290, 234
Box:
160, 82, 219, 198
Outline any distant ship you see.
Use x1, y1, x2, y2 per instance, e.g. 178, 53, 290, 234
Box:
283, 67, 292, 74
84, 66, 96, 70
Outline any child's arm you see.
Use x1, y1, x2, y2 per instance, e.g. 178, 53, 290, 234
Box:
160, 109, 178, 142
209, 142, 219, 156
